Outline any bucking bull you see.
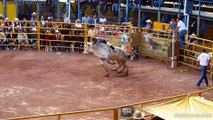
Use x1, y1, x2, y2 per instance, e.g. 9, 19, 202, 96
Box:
84, 38, 129, 77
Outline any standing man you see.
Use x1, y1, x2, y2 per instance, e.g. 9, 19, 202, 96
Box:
167, 18, 177, 36
196, 49, 210, 89
176, 17, 187, 48
82, 14, 90, 24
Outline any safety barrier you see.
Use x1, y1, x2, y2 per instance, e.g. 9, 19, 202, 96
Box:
178, 35, 213, 78
1, 20, 213, 120
0, 20, 135, 54
0, 20, 179, 67
7, 87, 213, 120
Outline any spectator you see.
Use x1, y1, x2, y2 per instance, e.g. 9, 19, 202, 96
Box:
111, 1, 118, 15
4, 18, 12, 33
64, 13, 70, 23
98, 23, 107, 35
145, 19, 152, 33
132, 110, 146, 120
129, 0, 137, 11
121, 29, 128, 44
13, 18, 23, 32
167, 18, 177, 32
99, 14, 107, 24
0, 14, 4, 20
53, 30, 61, 51
176, 17, 187, 48
75, 19, 83, 35
89, 0, 98, 9
75, 19, 83, 28
189, 20, 197, 35
150, 116, 164, 120
44, 30, 52, 52
100, 0, 108, 14
31, 12, 38, 27
41, 16, 46, 27
59, 35, 68, 52
187, 33, 198, 58
167, 18, 177, 38
90, 15, 99, 24
22, 18, 28, 31
29, 27, 37, 49
88, 25, 97, 41
6, 28, 17, 50
0, 30, 5, 50
82, 14, 90, 24
196, 49, 210, 89
17, 29, 28, 50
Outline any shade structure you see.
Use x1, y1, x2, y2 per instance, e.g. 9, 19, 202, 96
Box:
143, 96, 213, 120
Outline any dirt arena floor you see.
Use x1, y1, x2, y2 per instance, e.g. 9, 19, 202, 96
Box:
0, 51, 212, 119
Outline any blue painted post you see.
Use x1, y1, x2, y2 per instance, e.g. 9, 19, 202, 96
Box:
126, 0, 129, 22
178, 0, 181, 17
158, 0, 161, 22
57, 0, 60, 19
98, 0, 100, 20
15, 0, 18, 18
66, 0, 70, 22
78, 0, 80, 19
138, 0, 141, 27
118, 0, 121, 23
197, 0, 202, 36
3, 0, 6, 18
66, 0, 69, 14
36, 0, 39, 19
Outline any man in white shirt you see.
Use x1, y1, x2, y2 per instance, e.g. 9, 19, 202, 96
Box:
196, 49, 210, 88
176, 17, 187, 48
99, 14, 107, 24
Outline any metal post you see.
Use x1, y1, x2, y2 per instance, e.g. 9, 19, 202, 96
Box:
138, 0, 141, 27
37, 21, 40, 51
125, 0, 129, 22
66, 0, 70, 22
57, 0, 60, 19
211, 42, 213, 80
113, 109, 119, 120
157, 0, 161, 22
36, 0, 39, 19
196, 0, 202, 36
58, 114, 61, 120
118, 0, 121, 23
178, 0, 181, 17
15, 0, 18, 18
171, 33, 175, 68
3, 0, 6, 18
98, 0, 100, 20
78, 0, 80, 19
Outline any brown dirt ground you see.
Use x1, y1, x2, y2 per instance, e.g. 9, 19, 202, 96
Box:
0, 51, 212, 120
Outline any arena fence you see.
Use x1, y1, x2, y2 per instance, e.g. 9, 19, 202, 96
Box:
178, 35, 213, 79
0, 20, 134, 52
1, 20, 213, 119
7, 87, 213, 120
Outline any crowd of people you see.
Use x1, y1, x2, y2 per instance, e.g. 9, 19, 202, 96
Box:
0, 12, 135, 53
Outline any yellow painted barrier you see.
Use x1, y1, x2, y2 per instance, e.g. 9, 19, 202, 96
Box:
0, 20, 212, 120
6, 87, 213, 120
153, 22, 169, 30
0, 2, 3, 15
6, 3, 16, 19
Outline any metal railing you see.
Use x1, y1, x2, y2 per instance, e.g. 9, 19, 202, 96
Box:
7, 87, 213, 120
178, 35, 213, 78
